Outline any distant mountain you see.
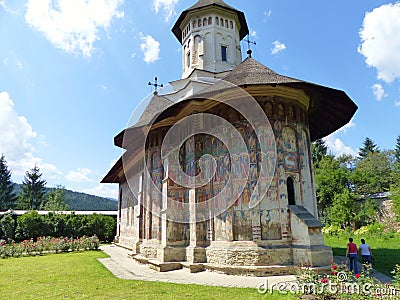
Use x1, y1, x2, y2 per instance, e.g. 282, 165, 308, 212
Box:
13, 184, 117, 211
64, 189, 118, 211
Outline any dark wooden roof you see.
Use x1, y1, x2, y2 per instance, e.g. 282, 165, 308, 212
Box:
172, 0, 249, 43
114, 93, 174, 148
104, 58, 358, 183
197, 58, 358, 141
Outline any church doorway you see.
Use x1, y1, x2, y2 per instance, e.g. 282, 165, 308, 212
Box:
287, 177, 295, 205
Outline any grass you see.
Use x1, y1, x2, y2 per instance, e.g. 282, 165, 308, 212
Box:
324, 234, 400, 277
0, 251, 296, 300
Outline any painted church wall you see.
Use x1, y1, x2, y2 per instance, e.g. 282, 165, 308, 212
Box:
117, 96, 317, 247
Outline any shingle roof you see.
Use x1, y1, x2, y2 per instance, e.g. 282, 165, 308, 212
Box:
199, 57, 358, 141
113, 93, 173, 148
172, 0, 249, 42
135, 93, 174, 127
105, 57, 358, 183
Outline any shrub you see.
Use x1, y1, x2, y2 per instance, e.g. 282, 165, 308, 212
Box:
354, 223, 385, 236
15, 211, 48, 241
82, 214, 116, 242
0, 212, 16, 240
0, 236, 100, 259
295, 262, 395, 299
322, 224, 344, 236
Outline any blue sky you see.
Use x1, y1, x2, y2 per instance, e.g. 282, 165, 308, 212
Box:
0, 0, 399, 199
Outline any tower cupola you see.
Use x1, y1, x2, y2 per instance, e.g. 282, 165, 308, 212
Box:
172, 0, 249, 78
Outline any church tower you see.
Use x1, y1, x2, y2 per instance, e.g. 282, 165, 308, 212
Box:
172, 0, 249, 78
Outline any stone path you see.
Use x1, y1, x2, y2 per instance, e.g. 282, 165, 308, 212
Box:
98, 245, 295, 289
334, 256, 393, 284
98, 245, 393, 290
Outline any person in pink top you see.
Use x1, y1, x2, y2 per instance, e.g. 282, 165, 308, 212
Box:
346, 237, 358, 274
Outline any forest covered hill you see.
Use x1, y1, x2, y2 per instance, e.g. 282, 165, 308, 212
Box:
13, 184, 117, 211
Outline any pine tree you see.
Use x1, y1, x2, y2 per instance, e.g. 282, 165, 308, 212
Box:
311, 139, 328, 166
358, 137, 379, 159
395, 134, 400, 163
0, 154, 17, 210
18, 165, 47, 210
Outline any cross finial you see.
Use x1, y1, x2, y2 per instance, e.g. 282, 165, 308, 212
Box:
244, 34, 256, 58
148, 77, 163, 94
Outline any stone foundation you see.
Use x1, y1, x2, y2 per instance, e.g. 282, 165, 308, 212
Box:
157, 246, 186, 262
186, 246, 207, 263
206, 241, 293, 266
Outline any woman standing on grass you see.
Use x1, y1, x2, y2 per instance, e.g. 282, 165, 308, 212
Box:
346, 237, 358, 274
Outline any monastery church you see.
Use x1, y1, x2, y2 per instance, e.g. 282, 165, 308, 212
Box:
102, 0, 357, 275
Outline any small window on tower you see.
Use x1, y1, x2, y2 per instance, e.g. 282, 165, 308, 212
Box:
221, 46, 227, 62
215, 17, 219, 25
187, 52, 191, 68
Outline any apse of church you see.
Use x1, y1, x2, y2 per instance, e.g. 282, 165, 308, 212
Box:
102, 0, 357, 275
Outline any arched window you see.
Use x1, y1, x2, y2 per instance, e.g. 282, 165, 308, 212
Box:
203, 18, 207, 26
193, 20, 196, 28
208, 17, 212, 25
225, 19, 229, 28
220, 18, 223, 26
198, 19, 202, 27
287, 177, 295, 205
230, 21, 233, 29
215, 17, 219, 25
187, 52, 191, 68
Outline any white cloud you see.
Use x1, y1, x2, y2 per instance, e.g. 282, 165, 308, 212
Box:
66, 168, 93, 182
0, 0, 18, 14
16, 59, 23, 69
0, 0, 8, 11
371, 83, 387, 101
271, 40, 286, 55
324, 136, 357, 157
358, 3, 400, 83
0, 91, 60, 179
25, 0, 124, 57
395, 101, 400, 107
323, 119, 357, 157
153, 0, 178, 22
263, 10, 272, 23
140, 33, 160, 63
83, 183, 118, 199
250, 30, 257, 38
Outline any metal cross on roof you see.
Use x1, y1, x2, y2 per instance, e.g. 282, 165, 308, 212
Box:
148, 77, 163, 94
244, 34, 256, 58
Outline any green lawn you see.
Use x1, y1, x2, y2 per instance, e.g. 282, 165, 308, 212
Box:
0, 251, 295, 299
324, 234, 400, 277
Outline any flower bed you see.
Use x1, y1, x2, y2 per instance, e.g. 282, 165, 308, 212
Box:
294, 261, 400, 299
0, 236, 99, 258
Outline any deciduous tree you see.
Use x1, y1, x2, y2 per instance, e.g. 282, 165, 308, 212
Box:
351, 151, 394, 195
42, 186, 68, 211
314, 155, 350, 218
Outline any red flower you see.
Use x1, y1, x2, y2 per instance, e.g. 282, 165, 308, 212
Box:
321, 278, 328, 283
355, 274, 360, 279
331, 271, 338, 275
332, 265, 337, 270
